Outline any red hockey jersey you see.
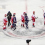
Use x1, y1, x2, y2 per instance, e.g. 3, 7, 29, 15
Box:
31, 14, 36, 22
3, 17, 7, 24
21, 15, 25, 22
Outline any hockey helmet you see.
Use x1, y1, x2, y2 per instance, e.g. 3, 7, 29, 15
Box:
8, 11, 10, 13
13, 15, 15, 16
13, 13, 15, 16
5, 14, 7, 17
13, 13, 16, 15
23, 12, 26, 15
25, 13, 27, 16
33, 11, 35, 14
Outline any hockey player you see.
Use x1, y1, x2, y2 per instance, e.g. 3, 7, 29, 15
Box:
11, 13, 16, 28
7, 11, 12, 26
31, 11, 36, 27
3, 14, 7, 30
21, 12, 26, 27
43, 12, 45, 25
11, 13, 17, 30
25, 13, 29, 29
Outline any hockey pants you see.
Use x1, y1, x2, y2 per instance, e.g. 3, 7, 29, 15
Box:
8, 18, 11, 26
25, 22, 28, 29
12, 23, 16, 29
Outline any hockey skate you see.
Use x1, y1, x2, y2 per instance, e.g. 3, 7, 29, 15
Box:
21, 24, 22, 27
13, 27, 16, 31
26, 26, 28, 29
3, 27, 6, 30
33, 25, 35, 27
44, 23, 45, 25
21, 24, 25, 27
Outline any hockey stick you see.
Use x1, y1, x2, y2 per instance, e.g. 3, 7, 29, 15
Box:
17, 19, 21, 22
29, 17, 38, 21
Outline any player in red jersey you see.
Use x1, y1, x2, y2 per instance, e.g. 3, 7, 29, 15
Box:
21, 12, 26, 27
3, 14, 7, 30
11, 13, 16, 28
31, 11, 36, 27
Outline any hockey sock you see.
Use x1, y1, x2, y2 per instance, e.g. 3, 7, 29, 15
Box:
21, 24, 22, 26
3, 26, 6, 30
33, 23, 35, 27
11, 25, 13, 28
23, 24, 24, 27
44, 21, 45, 25
33, 23, 34, 26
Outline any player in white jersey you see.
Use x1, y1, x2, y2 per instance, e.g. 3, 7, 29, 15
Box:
21, 12, 26, 27
31, 11, 36, 27
3, 14, 7, 30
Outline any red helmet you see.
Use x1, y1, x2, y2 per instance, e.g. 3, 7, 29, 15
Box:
13, 13, 16, 15
23, 12, 26, 15
33, 11, 35, 14
5, 14, 7, 16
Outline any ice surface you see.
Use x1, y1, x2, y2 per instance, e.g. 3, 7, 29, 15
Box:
0, 0, 45, 45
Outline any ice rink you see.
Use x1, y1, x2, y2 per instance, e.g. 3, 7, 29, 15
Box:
0, 0, 45, 45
